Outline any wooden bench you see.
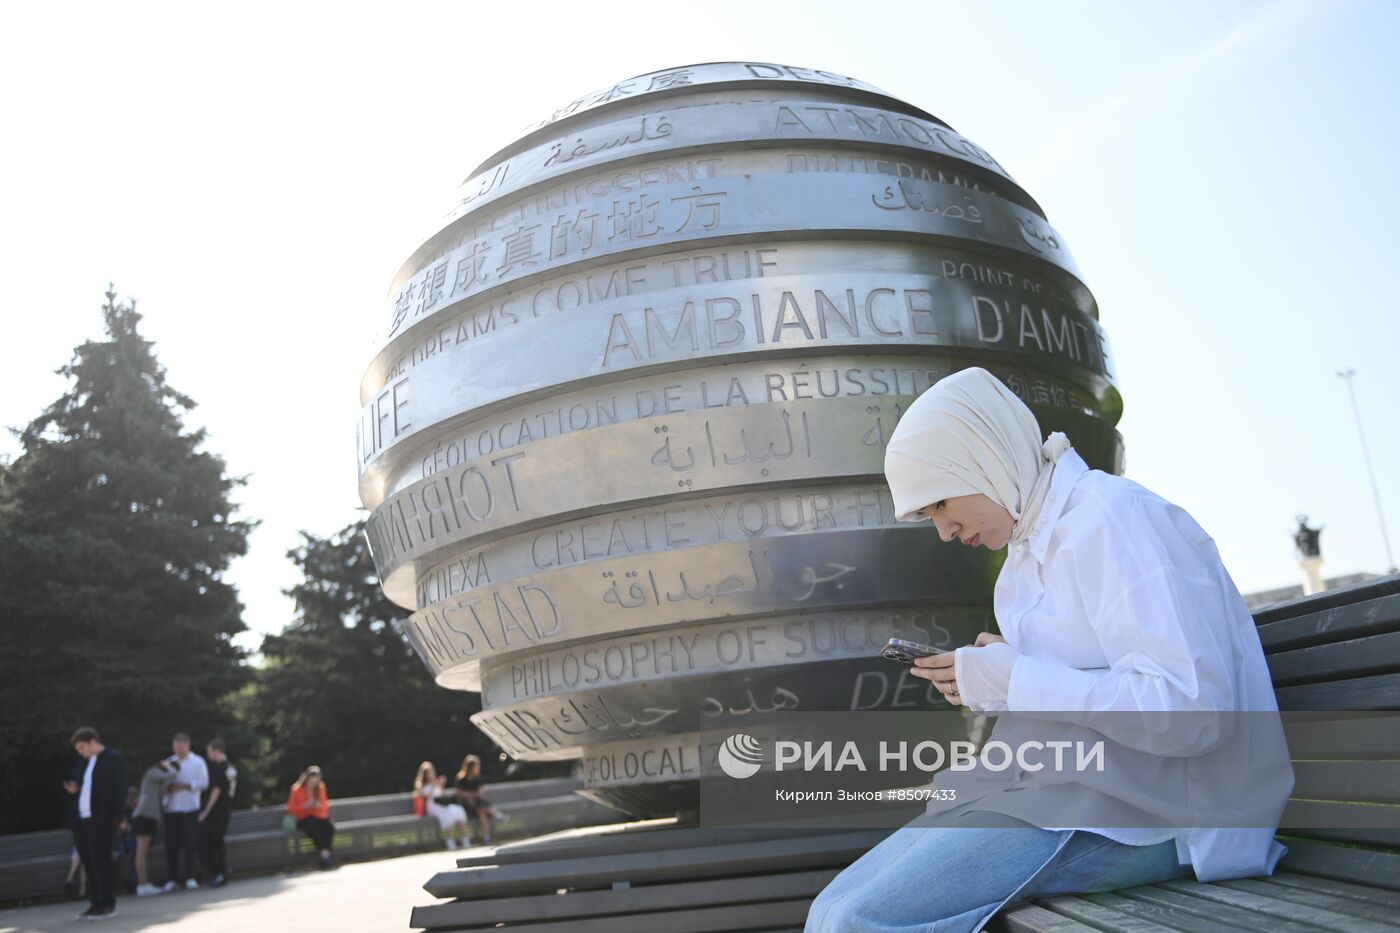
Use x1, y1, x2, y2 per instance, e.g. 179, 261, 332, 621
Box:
408, 573, 1400, 932
998, 573, 1400, 931
0, 776, 623, 906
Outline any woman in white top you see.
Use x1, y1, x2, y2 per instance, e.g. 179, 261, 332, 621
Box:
805, 367, 1293, 933
413, 762, 469, 850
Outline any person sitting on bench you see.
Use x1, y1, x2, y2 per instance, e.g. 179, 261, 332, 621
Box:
805, 367, 1293, 933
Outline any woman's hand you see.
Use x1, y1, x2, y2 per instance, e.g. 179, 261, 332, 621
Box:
910, 652, 961, 705
909, 634, 1008, 707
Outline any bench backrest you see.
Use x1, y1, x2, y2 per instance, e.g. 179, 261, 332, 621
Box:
1255, 573, 1400, 866
0, 831, 71, 861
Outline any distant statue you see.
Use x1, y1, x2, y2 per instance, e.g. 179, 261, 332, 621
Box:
1293, 515, 1323, 559
1294, 514, 1325, 595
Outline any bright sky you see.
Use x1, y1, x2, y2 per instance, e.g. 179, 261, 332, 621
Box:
2, 0, 1396, 654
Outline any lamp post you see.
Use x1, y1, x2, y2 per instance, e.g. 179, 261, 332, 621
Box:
1337, 369, 1397, 574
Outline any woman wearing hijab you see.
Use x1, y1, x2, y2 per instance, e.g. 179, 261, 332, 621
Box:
804, 366, 1292, 933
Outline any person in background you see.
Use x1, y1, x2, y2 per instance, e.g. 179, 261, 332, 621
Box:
132, 758, 176, 896
198, 739, 236, 887
115, 786, 138, 893
160, 732, 208, 892
414, 761, 469, 850
287, 766, 335, 869
69, 726, 128, 921
453, 755, 507, 846
63, 756, 88, 899
64, 846, 86, 900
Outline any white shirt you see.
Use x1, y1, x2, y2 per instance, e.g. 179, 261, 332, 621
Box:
941, 447, 1294, 882
164, 753, 209, 813
78, 755, 97, 819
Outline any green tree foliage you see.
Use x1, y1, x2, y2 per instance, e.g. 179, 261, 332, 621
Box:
0, 287, 254, 834
248, 522, 536, 802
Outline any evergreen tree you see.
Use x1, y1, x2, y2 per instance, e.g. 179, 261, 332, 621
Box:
0, 287, 254, 834
249, 522, 550, 800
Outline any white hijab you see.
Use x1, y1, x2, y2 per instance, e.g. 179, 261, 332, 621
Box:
884, 367, 1072, 546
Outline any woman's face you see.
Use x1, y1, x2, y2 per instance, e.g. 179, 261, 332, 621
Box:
917, 493, 1014, 549
306, 774, 321, 790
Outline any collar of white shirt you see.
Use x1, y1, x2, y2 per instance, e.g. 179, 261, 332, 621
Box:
1021, 446, 1090, 565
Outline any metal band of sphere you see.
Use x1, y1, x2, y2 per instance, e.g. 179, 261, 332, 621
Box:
473, 654, 986, 759
357, 266, 1111, 489
504, 62, 931, 161
400, 527, 989, 682
374, 173, 1084, 349
380, 355, 1112, 505
365, 401, 1121, 607
364, 237, 1102, 406
415, 99, 1036, 262
477, 606, 994, 706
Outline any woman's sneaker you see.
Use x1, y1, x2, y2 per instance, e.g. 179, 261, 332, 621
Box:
185, 878, 199, 890
136, 883, 164, 896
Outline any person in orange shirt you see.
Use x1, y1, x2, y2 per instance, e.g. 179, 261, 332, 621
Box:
286, 766, 334, 869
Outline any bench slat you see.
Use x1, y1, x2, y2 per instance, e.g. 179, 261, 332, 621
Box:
1082, 891, 1246, 932
1279, 800, 1400, 847
1291, 760, 1400, 804
1265, 870, 1400, 908
1253, 576, 1400, 626
1274, 673, 1400, 710
412, 868, 838, 929
1035, 895, 1183, 931
998, 904, 1102, 932
456, 825, 850, 869
1283, 714, 1399, 759
1216, 877, 1400, 926
418, 898, 813, 933
1258, 593, 1400, 653
1158, 878, 1395, 932
1266, 631, 1400, 686
1273, 840, 1400, 893
1114, 885, 1324, 932
425, 831, 890, 899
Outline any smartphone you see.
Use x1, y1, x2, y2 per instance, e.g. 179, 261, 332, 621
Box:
881, 637, 950, 664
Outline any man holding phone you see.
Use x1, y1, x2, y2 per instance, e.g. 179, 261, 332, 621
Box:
69, 726, 127, 921
160, 732, 208, 892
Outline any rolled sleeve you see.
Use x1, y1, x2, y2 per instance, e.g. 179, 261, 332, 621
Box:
955, 643, 1017, 712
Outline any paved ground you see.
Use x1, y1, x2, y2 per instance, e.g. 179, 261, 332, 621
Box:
0, 847, 469, 933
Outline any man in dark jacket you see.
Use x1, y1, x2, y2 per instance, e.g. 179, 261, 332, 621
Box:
198, 738, 236, 886
68, 726, 128, 921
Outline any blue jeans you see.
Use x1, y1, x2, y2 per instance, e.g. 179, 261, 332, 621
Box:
804, 811, 1194, 932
